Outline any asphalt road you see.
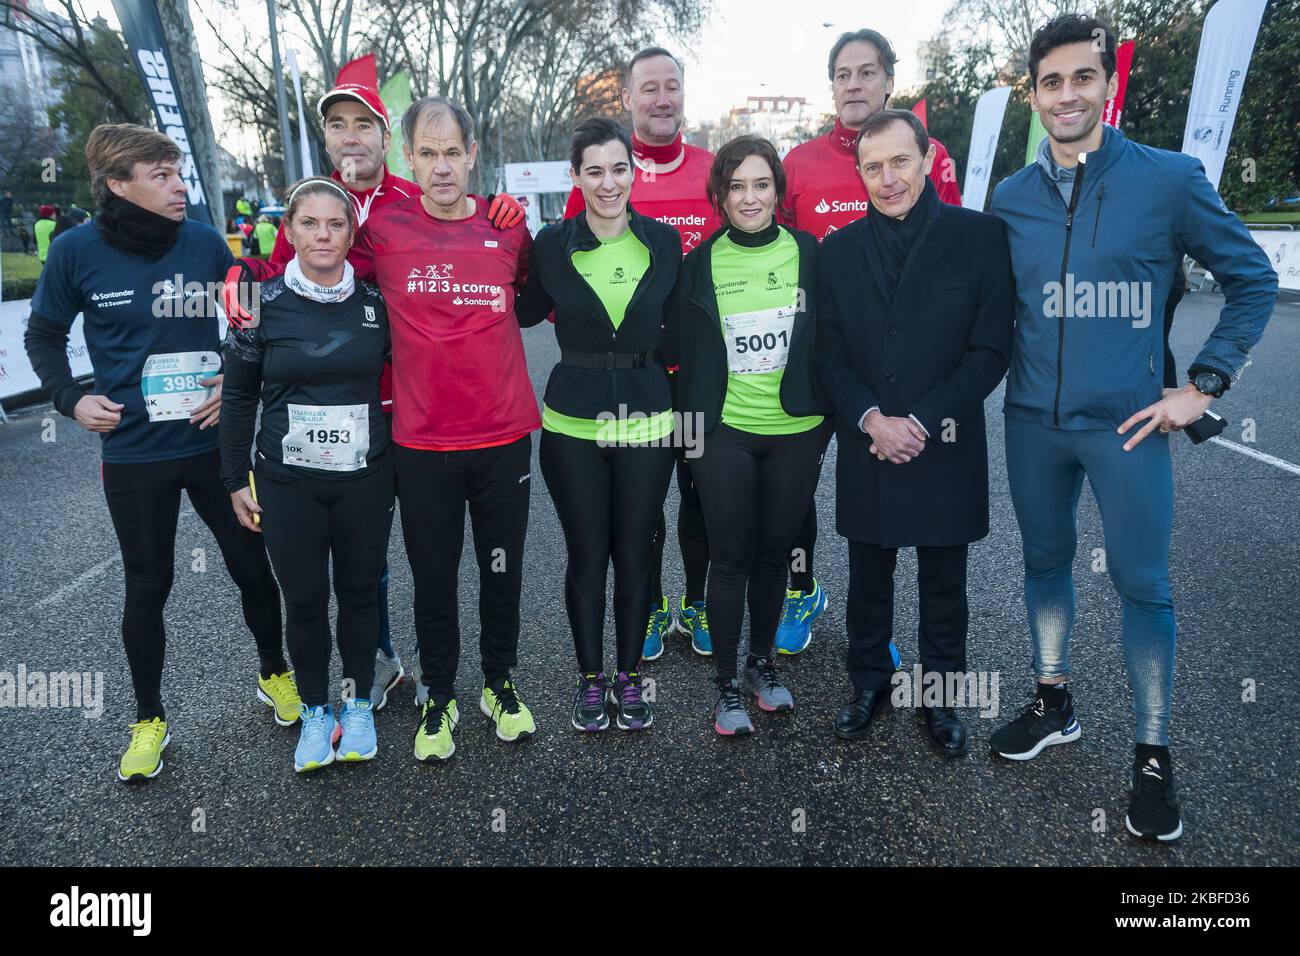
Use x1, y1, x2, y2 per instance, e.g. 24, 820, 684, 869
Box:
1, 290, 1296, 866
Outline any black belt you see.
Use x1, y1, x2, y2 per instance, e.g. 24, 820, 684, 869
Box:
560, 349, 650, 370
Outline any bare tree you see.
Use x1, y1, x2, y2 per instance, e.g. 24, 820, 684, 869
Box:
0, 0, 145, 122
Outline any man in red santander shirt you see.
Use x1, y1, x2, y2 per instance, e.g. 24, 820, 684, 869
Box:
348, 97, 540, 760
563, 47, 720, 664
563, 47, 719, 254
770, 29, 963, 659
782, 29, 962, 241
222, 74, 524, 709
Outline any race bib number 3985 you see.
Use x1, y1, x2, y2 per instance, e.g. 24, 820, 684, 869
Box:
141, 351, 220, 421
282, 404, 370, 472
723, 305, 797, 374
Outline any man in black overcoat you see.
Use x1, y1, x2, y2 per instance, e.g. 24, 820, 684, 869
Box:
815, 109, 1015, 754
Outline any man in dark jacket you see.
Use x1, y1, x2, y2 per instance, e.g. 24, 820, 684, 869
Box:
816, 109, 1014, 754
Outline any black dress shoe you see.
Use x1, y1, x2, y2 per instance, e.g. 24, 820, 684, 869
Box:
922, 706, 968, 756
834, 688, 893, 740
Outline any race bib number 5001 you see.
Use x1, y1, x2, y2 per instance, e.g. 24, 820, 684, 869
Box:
723, 305, 797, 374
282, 404, 370, 472
141, 351, 221, 421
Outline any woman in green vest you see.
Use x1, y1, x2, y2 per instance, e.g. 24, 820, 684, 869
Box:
670, 135, 832, 736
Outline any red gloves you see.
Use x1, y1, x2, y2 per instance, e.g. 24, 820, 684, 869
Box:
487, 193, 525, 229
222, 262, 257, 329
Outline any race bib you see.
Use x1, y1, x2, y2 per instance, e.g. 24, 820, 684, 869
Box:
723, 305, 797, 374
141, 351, 221, 421
282, 404, 370, 472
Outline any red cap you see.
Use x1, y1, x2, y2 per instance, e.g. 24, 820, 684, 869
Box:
39, 204, 54, 218
318, 83, 389, 131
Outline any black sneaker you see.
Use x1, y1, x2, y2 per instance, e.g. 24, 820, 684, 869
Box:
989, 685, 1081, 760
572, 672, 610, 732
1125, 747, 1183, 842
608, 671, 653, 731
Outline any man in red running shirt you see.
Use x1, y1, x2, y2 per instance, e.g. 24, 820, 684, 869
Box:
348, 97, 541, 760
563, 47, 719, 254
771, 29, 964, 658
223, 76, 523, 709
782, 28, 962, 241
563, 48, 723, 665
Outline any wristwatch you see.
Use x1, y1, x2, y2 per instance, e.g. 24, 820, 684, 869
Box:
1190, 370, 1226, 398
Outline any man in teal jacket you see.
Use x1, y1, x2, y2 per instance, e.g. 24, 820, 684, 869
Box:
988, 14, 1276, 843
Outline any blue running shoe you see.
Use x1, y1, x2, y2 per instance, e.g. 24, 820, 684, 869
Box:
294, 704, 338, 773
775, 579, 829, 655
675, 599, 711, 656
337, 698, 377, 762
642, 596, 671, 662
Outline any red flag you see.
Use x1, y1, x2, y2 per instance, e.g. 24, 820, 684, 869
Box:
335, 53, 378, 90
1103, 40, 1135, 128
911, 98, 928, 129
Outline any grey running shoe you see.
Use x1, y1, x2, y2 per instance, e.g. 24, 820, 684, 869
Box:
746, 656, 794, 713
370, 650, 405, 711
713, 680, 754, 736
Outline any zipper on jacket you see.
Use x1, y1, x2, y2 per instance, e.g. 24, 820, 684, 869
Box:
1054, 156, 1088, 429
1090, 183, 1105, 247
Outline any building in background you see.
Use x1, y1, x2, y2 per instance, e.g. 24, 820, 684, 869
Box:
712, 94, 819, 155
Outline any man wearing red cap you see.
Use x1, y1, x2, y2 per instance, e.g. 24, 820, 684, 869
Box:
225, 65, 524, 709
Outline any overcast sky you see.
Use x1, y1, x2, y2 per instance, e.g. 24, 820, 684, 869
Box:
674, 0, 954, 124
81, 0, 955, 162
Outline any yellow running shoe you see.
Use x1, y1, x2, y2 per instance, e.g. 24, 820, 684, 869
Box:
117, 718, 171, 783
257, 671, 301, 726
480, 678, 536, 742
413, 697, 458, 762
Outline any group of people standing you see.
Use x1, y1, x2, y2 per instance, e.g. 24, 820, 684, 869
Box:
25, 14, 1276, 845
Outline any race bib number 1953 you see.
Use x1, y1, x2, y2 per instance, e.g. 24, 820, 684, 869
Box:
141, 351, 220, 421
282, 404, 370, 472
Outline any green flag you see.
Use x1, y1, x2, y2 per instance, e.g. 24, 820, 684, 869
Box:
1025, 110, 1047, 167
380, 71, 414, 180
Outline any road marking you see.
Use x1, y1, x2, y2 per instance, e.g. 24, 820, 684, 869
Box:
33, 553, 121, 611
1208, 437, 1300, 477
31, 508, 197, 611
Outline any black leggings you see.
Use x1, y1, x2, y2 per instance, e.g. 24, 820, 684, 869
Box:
540, 430, 675, 673
257, 451, 395, 708
102, 449, 285, 722
691, 422, 831, 683
649, 449, 820, 607
394, 437, 532, 699
649, 456, 711, 607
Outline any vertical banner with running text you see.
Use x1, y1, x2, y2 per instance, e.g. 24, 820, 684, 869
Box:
286, 49, 315, 179
1181, 0, 1268, 191
381, 71, 415, 181
110, 0, 213, 224
1102, 40, 1135, 128
962, 86, 1012, 211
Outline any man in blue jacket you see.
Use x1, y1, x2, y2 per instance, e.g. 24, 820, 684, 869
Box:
988, 14, 1277, 842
